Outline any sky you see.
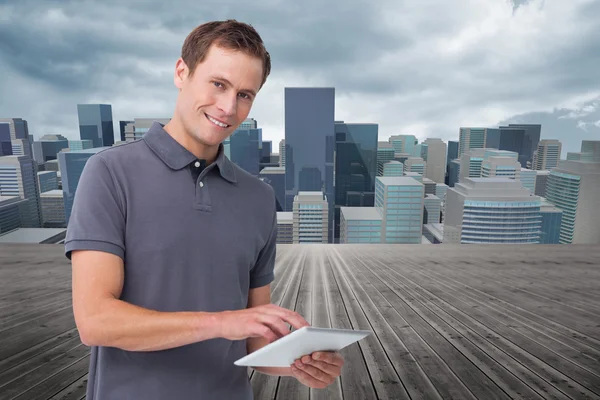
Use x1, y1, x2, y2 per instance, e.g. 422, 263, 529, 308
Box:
1, 0, 599, 156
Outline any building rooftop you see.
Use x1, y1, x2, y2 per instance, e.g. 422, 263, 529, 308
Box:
37, 171, 57, 176
63, 146, 111, 155
40, 190, 64, 197
377, 176, 423, 186
0, 228, 66, 244
340, 207, 382, 221
0, 244, 598, 399
260, 167, 285, 173
276, 212, 293, 222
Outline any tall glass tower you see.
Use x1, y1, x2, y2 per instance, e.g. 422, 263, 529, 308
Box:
77, 104, 115, 147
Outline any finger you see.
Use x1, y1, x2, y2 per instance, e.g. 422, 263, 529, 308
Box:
265, 305, 310, 329
259, 315, 291, 340
312, 351, 344, 367
291, 365, 328, 389
303, 359, 340, 376
252, 323, 278, 343
295, 362, 332, 384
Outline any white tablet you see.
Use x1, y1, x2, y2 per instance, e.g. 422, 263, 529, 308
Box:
234, 326, 372, 367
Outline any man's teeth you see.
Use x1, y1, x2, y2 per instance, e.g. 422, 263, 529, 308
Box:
207, 114, 229, 128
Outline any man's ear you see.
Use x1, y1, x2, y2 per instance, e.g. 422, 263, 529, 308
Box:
174, 58, 189, 90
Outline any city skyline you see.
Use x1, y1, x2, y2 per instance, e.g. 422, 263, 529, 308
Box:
1, 1, 599, 155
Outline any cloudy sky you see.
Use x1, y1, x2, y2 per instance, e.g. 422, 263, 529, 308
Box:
1, 0, 599, 156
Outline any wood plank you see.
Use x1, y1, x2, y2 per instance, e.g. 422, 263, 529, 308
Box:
361, 249, 549, 400
379, 249, 600, 400
311, 246, 343, 400
0, 328, 79, 375
275, 246, 312, 400
48, 375, 88, 400
336, 247, 479, 400
323, 247, 378, 400
329, 247, 410, 400
0, 345, 89, 399
0, 289, 71, 320
14, 356, 89, 400
0, 336, 82, 390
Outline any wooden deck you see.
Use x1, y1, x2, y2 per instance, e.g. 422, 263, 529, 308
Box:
0, 243, 599, 399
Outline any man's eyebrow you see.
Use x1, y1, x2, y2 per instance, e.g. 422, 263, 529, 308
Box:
212, 76, 257, 97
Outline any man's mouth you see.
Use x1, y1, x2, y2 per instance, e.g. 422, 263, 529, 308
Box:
205, 113, 230, 128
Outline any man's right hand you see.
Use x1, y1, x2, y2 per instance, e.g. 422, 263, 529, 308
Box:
218, 304, 310, 343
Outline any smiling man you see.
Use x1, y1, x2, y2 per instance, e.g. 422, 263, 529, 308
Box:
66, 20, 344, 399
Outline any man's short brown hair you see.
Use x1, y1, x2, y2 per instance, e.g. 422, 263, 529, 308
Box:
181, 19, 271, 88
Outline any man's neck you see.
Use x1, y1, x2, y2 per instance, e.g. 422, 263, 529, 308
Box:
163, 116, 219, 164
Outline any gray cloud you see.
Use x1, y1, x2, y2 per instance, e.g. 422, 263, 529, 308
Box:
0, 0, 599, 155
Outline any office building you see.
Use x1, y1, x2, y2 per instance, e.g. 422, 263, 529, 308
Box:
292, 191, 329, 243
40, 190, 66, 228
481, 156, 521, 179
0, 156, 41, 227
119, 120, 134, 142
435, 183, 448, 201
32, 134, 69, 165
444, 178, 542, 244
520, 168, 537, 194
485, 127, 526, 166
448, 159, 460, 187
69, 140, 94, 151
276, 212, 293, 244
229, 128, 261, 176
0, 195, 26, 234
535, 170, 550, 197
404, 157, 427, 176
375, 176, 424, 244
260, 141, 272, 164
77, 104, 115, 147
539, 197, 562, 245
545, 160, 600, 244
383, 161, 404, 176
334, 122, 378, 243
284, 88, 335, 242
423, 138, 447, 183
580, 140, 600, 162
498, 124, 541, 168
239, 118, 258, 130
389, 134, 417, 156
414, 143, 428, 161
422, 178, 437, 196
259, 167, 285, 212
446, 140, 459, 185
279, 139, 285, 167
339, 207, 382, 244
533, 140, 562, 170
458, 127, 490, 157
424, 194, 442, 224
459, 149, 486, 181
377, 142, 395, 176
404, 171, 423, 183
123, 118, 171, 142
58, 147, 111, 224
0, 123, 11, 156
0, 118, 29, 140
37, 171, 59, 193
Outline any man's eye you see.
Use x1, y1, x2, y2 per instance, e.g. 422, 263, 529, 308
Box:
213, 81, 224, 88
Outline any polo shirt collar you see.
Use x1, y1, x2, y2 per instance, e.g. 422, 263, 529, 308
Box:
143, 121, 237, 183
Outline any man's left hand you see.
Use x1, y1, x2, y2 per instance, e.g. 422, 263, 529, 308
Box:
290, 351, 344, 389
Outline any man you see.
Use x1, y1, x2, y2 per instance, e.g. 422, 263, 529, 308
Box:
66, 20, 344, 399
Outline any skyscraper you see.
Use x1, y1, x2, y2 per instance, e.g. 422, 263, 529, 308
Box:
229, 128, 261, 176
124, 118, 171, 142
535, 170, 550, 197
284, 87, 335, 242
259, 167, 285, 211
580, 140, 600, 162
404, 157, 427, 175
32, 134, 69, 164
292, 191, 329, 243
539, 198, 562, 245
375, 176, 424, 244
499, 124, 541, 169
423, 138, 447, 183
339, 207, 382, 244
58, 147, 111, 224
0, 156, 42, 227
444, 178, 542, 244
377, 142, 395, 176
545, 160, 600, 244
533, 140, 562, 170
458, 128, 489, 157
383, 161, 404, 176
0, 123, 12, 156
334, 122, 378, 243
77, 104, 115, 147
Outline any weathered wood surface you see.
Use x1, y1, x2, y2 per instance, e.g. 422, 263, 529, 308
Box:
1, 243, 599, 399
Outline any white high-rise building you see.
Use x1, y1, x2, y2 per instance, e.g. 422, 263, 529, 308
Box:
404, 157, 427, 176
423, 138, 447, 183
292, 191, 328, 243
0, 156, 42, 227
533, 140, 562, 170
444, 178, 542, 244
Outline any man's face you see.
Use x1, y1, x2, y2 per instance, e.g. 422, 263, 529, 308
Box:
174, 43, 263, 147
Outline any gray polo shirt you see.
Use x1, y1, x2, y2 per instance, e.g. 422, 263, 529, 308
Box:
65, 121, 277, 400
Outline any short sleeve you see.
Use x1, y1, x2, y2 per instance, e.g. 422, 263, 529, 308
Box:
249, 188, 277, 289
64, 154, 126, 261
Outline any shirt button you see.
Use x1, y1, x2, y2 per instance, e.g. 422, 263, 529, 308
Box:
194, 161, 201, 168
199, 181, 204, 188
